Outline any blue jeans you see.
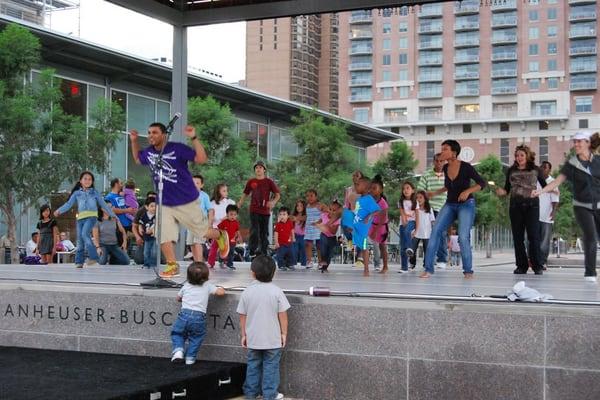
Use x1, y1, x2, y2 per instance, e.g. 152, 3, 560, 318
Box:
75, 217, 99, 264
276, 244, 294, 269
294, 234, 306, 266
143, 237, 156, 268
400, 220, 416, 270
171, 309, 206, 363
243, 348, 282, 400
424, 199, 476, 274
433, 210, 448, 264
319, 233, 338, 267
99, 244, 130, 265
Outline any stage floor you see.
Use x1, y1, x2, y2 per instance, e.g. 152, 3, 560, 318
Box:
0, 260, 598, 303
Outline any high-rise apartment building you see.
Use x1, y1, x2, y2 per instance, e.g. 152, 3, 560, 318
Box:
337, 0, 600, 172
246, 14, 339, 114
0, 0, 78, 26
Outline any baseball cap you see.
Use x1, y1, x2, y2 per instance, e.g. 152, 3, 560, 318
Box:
254, 160, 267, 170
573, 131, 592, 141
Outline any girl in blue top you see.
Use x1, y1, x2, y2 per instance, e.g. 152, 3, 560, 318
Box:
55, 171, 117, 268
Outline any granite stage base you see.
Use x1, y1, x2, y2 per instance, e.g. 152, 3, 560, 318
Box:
1, 263, 600, 399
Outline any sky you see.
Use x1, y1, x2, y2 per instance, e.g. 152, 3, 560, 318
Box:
48, 0, 246, 83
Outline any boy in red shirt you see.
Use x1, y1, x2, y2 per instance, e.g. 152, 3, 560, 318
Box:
274, 207, 295, 271
238, 161, 280, 258
217, 204, 241, 270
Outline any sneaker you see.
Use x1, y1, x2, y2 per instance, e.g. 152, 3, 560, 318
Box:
159, 262, 180, 278
185, 358, 195, 365
296, 262, 301, 268
171, 350, 184, 363
355, 259, 364, 268
278, 266, 288, 271
227, 265, 236, 271
288, 265, 296, 271
216, 230, 230, 259
584, 276, 598, 283
75, 264, 83, 269
306, 262, 314, 269
183, 251, 193, 260
409, 264, 416, 270
397, 269, 408, 274
406, 248, 414, 257
257, 394, 284, 400
436, 262, 447, 270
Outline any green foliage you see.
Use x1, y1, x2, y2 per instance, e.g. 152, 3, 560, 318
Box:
474, 155, 509, 228
273, 110, 362, 207
0, 24, 40, 92
552, 149, 579, 239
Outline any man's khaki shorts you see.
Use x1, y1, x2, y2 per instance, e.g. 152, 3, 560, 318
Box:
185, 229, 206, 245
160, 201, 208, 244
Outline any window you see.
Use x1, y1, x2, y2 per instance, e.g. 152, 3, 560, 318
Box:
399, 37, 408, 49
547, 26, 557, 37
128, 94, 155, 133
382, 8, 393, 17
399, 53, 408, 65
399, 86, 409, 98
353, 108, 369, 123
500, 122, 510, 132
399, 70, 409, 81
426, 126, 435, 135
494, 102, 517, 118
529, 78, 541, 90
383, 38, 391, 50
382, 87, 393, 99
529, 61, 539, 72
547, 59, 557, 71
539, 121, 549, 130
399, 22, 408, 32
463, 124, 472, 133
576, 97, 593, 113
529, 10, 538, 22
383, 54, 391, 65
426, 141, 435, 167
383, 23, 391, 34
384, 108, 408, 122
420, 106, 443, 121
547, 77, 559, 89
500, 139, 510, 165
529, 44, 539, 55
532, 100, 557, 116
529, 27, 539, 39
547, 42, 557, 55
382, 70, 391, 81
59, 79, 87, 120
539, 137, 548, 162
580, 119, 589, 129
111, 90, 127, 131
547, 8, 557, 21
399, 6, 409, 16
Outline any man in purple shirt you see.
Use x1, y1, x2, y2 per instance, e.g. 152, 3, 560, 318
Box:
130, 122, 228, 278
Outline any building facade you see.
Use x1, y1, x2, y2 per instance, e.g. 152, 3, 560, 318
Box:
337, 0, 600, 172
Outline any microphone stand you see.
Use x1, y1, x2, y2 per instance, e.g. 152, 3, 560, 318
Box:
141, 120, 182, 288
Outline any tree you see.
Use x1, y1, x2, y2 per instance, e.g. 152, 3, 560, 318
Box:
474, 155, 509, 257
273, 110, 362, 207
552, 150, 579, 241
0, 24, 124, 262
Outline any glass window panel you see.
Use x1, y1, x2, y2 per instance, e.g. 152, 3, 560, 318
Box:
270, 127, 281, 159
125, 135, 154, 193
88, 85, 105, 126
281, 130, 298, 157
156, 100, 171, 125
111, 133, 128, 183
59, 79, 87, 120
127, 94, 155, 133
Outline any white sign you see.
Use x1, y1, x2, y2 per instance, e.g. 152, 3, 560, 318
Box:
460, 146, 475, 162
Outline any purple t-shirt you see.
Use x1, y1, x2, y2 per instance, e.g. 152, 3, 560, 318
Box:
138, 142, 199, 207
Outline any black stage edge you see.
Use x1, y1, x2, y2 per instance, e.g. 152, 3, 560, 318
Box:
0, 346, 245, 400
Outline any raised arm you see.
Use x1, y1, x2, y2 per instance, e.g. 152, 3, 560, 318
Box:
184, 125, 208, 164
129, 129, 142, 165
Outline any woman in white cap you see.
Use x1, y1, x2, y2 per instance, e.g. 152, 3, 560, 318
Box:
533, 131, 600, 282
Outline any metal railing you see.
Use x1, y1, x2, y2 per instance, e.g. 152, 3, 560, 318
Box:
454, 71, 480, 80
491, 69, 518, 78
491, 86, 517, 95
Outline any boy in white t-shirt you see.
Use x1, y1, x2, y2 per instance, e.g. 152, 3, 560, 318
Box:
407, 191, 435, 269
237, 255, 290, 400
171, 262, 225, 365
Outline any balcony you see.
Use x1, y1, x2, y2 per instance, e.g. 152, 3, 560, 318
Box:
454, 37, 480, 47
491, 69, 518, 78
419, 56, 443, 66
418, 40, 443, 50
455, 111, 480, 120
492, 16, 518, 28
418, 88, 443, 99
419, 4, 443, 18
569, 12, 597, 22
454, 21, 480, 31
418, 24, 443, 34
349, 62, 373, 71
454, 71, 480, 80
349, 14, 372, 24
491, 0, 517, 11
493, 109, 517, 118
491, 34, 518, 44
569, 27, 597, 38
349, 31, 373, 40
349, 94, 372, 102
349, 47, 373, 55
348, 78, 372, 86
384, 114, 408, 123
492, 86, 518, 95
569, 0, 597, 3
570, 79, 598, 90
570, 45, 597, 55
455, 87, 480, 97
418, 73, 443, 82
419, 112, 443, 121
454, 1, 479, 14
570, 62, 597, 73
454, 54, 479, 64
492, 51, 518, 61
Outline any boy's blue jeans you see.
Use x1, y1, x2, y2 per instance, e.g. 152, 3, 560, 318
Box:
243, 348, 282, 400
399, 220, 416, 270
276, 244, 294, 268
143, 237, 156, 268
171, 309, 206, 363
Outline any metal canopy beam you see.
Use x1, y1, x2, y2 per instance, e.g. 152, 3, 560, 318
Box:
105, 0, 182, 25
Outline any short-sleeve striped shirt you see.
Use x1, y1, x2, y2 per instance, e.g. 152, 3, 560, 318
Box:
305, 205, 321, 240
417, 168, 447, 212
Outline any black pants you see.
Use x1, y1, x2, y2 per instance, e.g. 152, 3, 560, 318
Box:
510, 199, 542, 272
249, 212, 270, 256
410, 238, 429, 267
573, 206, 600, 277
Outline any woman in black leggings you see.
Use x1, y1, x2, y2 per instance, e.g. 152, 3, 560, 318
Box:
496, 145, 546, 275
534, 131, 600, 283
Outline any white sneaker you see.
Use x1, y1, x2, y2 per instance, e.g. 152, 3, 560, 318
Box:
436, 262, 447, 270
584, 276, 598, 283
184, 251, 193, 260
257, 394, 284, 400
397, 269, 408, 274
185, 358, 196, 365
306, 262, 314, 269
171, 350, 184, 363
296, 262, 301, 268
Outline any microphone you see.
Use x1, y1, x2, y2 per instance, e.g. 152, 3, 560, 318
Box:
166, 112, 182, 132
